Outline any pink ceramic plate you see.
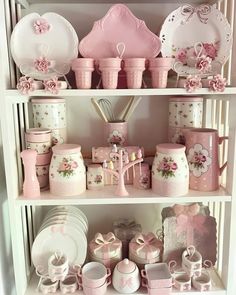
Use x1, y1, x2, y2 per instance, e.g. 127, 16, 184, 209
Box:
79, 4, 161, 59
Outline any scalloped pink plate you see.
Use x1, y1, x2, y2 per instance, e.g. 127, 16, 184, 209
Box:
79, 4, 161, 59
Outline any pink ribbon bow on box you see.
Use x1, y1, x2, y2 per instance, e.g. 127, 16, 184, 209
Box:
173, 203, 200, 217
90, 232, 122, 260
131, 233, 162, 260
113, 218, 142, 241
181, 4, 211, 24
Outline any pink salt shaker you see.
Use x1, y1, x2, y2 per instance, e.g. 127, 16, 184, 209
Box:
21, 149, 40, 198
133, 163, 150, 190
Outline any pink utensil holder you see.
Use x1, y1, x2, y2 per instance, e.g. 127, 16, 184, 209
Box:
72, 58, 94, 89
98, 58, 121, 89
149, 58, 173, 88
185, 128, 228, 191
104, 121, 128, 146
124, 58, 146, 89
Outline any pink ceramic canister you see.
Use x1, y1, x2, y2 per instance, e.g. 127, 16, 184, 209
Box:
25, 128, 52, 190
72, 58, 94, 89
98, 58, 121, 89
123, 58, 146, 89
31, 98, 67, 145
104, 121, 128, 146
133, 162, 151, 190
152, 144, 189, 197
49, 144, 86, 196
168, 96, 203, 143
185, 128, 228, 191
148, 57, 173, 88
87, 164, 104, 190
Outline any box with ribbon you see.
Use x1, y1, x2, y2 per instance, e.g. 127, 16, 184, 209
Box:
129, 232, 163, 269
162, 203, 217, 265
89, 232, 122, 271
113, 218, 142, 258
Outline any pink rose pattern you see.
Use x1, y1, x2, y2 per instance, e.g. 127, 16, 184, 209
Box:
157, 156, 178, 179
209, 75, 227, 92
43, 77, 60, 94
57, 157, 78, 178
189, 151, 207, 169
196, 55, 212, 73
34, 56, 51, 73
176, 49, 188, 64
33, 18, 50, 34
184, 75, 202, 93
17, 76, 35, 94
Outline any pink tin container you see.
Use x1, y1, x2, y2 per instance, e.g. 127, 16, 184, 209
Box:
49, 144, 86, 196
72, 58, 94, 89
152, 143, 189, 197
185, 128, 228, 191
104, 121, 128, 146
133, 162, 150, 190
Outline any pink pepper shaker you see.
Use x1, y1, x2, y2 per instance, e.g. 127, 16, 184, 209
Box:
21, 149, 40, 198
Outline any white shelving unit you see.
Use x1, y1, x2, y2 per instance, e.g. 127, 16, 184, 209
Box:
1, 1, 236, 295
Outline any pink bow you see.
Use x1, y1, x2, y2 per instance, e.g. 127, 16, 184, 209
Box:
176, 215, 208, 245
51, 226, 64, 234
120, 277, 133, 289
134, 233, 161, 260
173, 203, 200, 217
181, 4, 211, 24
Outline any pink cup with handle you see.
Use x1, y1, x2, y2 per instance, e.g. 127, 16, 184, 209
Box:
72, 58, 94, 89
124, 58, 146, 89
185, 128, 228, 191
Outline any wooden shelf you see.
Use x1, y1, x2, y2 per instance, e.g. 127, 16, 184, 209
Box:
26, 269, 226, 295
16, 185, 231, 206
5, 87, 236, 104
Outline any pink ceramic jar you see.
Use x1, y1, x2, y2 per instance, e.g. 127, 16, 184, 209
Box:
152, 143, 189, 197
49, 144, 86, 196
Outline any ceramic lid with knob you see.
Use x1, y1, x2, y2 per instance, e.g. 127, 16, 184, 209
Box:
117, 259, 136, 273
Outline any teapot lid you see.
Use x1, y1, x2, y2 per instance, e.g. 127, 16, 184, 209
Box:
117, 259, 136, 273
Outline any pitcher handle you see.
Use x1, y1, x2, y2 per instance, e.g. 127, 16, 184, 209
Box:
219, 136, 228, 175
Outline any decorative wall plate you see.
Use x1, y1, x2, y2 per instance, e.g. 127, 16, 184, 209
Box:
79, 4, 161, 59
10, 13, 78, 80
31, 224, 87, 270
160, 5, 232, 75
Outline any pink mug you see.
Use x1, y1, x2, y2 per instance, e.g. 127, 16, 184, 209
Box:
185, 128, 228, 191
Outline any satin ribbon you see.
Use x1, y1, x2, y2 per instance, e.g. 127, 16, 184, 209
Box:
173, 203, 200, 217
120, 277, 133, 289
134, 233, 161, 260
176, 214, 208, 245
181, 4, 211, 24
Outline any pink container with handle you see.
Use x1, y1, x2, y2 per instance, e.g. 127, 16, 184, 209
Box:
185, 128, 228, 191
72, 58, 94, 89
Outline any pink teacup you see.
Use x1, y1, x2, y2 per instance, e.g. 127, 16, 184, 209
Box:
173, 273, 191, 291
82, 278, 111, 295
79, 262, 111, 288
185, 128, 228, 191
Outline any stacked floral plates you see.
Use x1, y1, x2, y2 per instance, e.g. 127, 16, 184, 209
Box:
32, 206, 88, 272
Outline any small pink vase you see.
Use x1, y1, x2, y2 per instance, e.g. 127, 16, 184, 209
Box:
124, 58, 146, 89
185, 128, 228, 191
149, 58, 173, 88
72, 58, 94, 89
99, 58, 121, 89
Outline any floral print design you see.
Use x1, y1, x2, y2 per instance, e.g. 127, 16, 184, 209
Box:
184, 75, 202, 92
187, 144, 212, 177
43, 77, 60, 94
208, 75, 227, 92
157, 157, 178, 179
57, 157, 78, 178
196, 55, 212, 73
33, 18, 51, 34
108, 130, 125, 146
139, 175, 150, 189
34, 56, 51, 73
17, 76, 35, 94
94, 175, 103, 184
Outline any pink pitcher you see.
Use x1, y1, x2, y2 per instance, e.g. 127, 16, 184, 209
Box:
185, 128, 227, 191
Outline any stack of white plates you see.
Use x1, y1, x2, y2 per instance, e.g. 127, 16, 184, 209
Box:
31, 206, 88, 272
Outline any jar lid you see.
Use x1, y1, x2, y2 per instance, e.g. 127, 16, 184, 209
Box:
169, 96, 203, 102
87, 164, 102, 170
117, 259, 136, 274
31, 98, 65, 104
52, 144, 81, 155
156, 143, 185, 154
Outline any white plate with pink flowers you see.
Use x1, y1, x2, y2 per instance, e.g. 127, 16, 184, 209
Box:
10, 12, 78, 80
160, 4, 232, 75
